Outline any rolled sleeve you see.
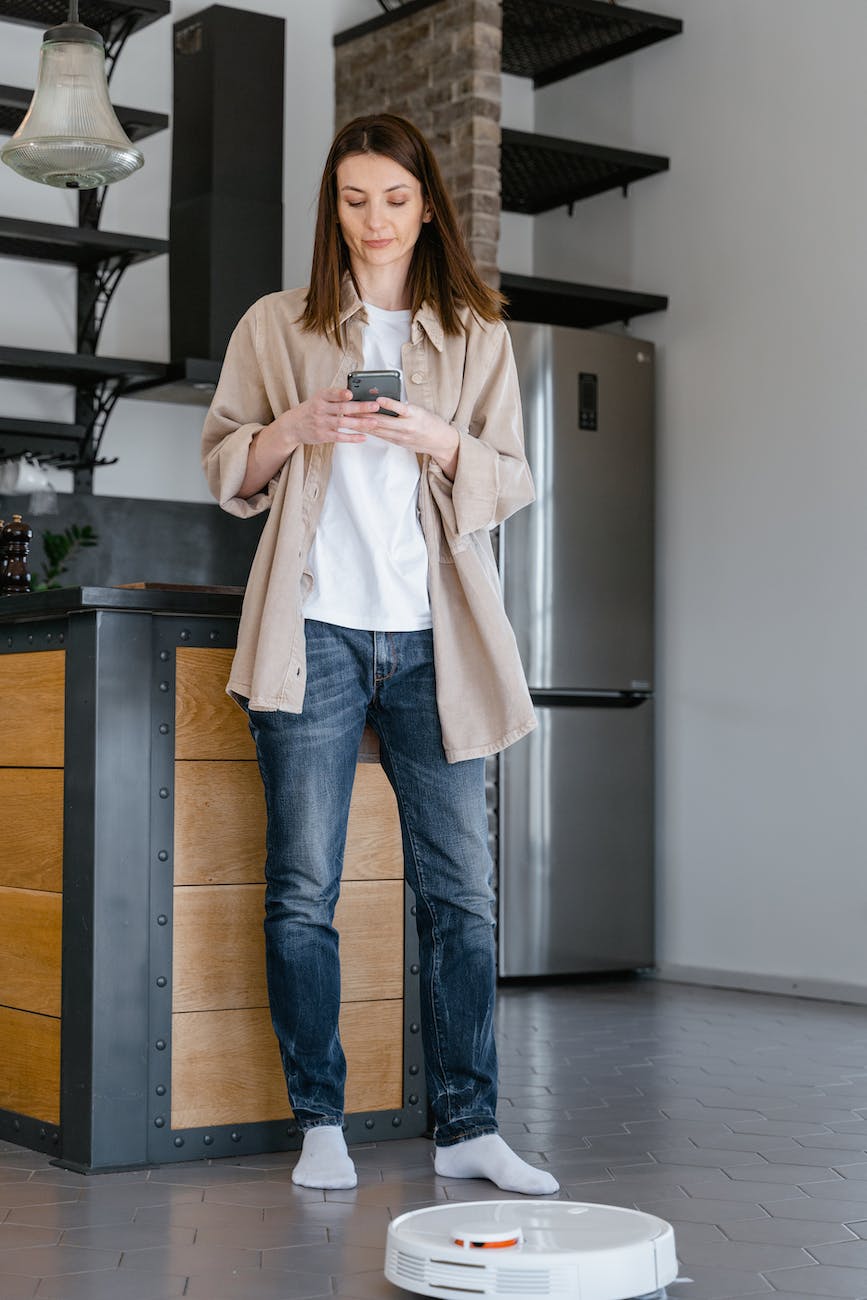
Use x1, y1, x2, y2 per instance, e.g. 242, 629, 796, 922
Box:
201, 304, 279, 517
428, 322, 534, 538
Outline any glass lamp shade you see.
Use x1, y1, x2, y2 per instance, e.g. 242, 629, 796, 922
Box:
0, 27, 144, 189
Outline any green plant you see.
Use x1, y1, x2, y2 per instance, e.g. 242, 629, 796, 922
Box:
33, 524, 99, 591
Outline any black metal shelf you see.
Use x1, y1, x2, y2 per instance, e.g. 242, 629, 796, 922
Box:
0, 0, 170, 489
0, 0, 168, 42
340, 1, 682, 89
0, 217, 168, 268
123, 357, 220, 406
502, 0, 682, 88
501, 271, 667, 328
0, 346, 165, 387
501, 127, 668, 215
0, 416, 86, 462
0, 84, 168, 143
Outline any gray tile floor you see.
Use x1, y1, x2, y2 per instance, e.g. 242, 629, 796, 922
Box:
3, 978, 867, 1298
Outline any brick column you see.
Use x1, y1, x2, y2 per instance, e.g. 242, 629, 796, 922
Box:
334, 0, 501, 286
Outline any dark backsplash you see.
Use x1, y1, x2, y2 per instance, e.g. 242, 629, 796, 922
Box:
1, 493, 265, 590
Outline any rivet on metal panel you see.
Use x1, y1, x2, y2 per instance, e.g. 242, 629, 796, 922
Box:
58, 634, 64, 643
159, 650, 169, 661
180, 630, 191, 640
159, 682, 169, 692
410, 964, 419, 974
365, 1118, 374, 1129
410, 905, 417, 916
409, 1064, 419, 1076
287, 1126, 297, 1137
174, 1136, 184, 1147
392, 1116, 402, 1127
155, 1039, 166, 1051
46, 634, 52, 642
203, 1134, 213, 1145
155, 1084, 166, 1096
209, 630, 219, 640
157, 914, 168, 925
231, 1131, 241, 1142
159, 788, 170, 799
409, 1094, 418, 1105
156, 976, 167, 988
154, 1116, 166, 1127
159, 724, 170, 735
410, 1023, 419, 1034
157, 850, 169, 862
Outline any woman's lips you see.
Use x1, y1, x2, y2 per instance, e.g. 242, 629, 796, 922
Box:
364, 238, 393, 248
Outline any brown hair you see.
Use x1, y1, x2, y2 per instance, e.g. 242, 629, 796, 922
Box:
301, 113, 504, 338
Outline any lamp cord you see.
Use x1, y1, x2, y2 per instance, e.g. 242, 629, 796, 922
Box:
68, 0, 79, 23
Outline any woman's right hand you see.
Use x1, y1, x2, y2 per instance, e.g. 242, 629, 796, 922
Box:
238, 389, 379, 499
274, 387, 380, 448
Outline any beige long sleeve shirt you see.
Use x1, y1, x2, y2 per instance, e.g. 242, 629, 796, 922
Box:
201, 278, 537, 763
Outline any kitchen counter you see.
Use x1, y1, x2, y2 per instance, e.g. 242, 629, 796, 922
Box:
0, 587, 424, 1171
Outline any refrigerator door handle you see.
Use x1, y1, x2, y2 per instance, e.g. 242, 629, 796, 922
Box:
529, 689, 652, 709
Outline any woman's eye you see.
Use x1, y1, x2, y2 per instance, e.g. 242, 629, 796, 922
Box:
347, 201, 364, 208
389, 201, 407, 207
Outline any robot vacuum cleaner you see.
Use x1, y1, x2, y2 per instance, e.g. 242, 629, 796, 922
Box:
385, 1200, 679, 1300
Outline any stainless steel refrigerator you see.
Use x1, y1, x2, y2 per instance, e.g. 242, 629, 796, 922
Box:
498, 322, 655, 977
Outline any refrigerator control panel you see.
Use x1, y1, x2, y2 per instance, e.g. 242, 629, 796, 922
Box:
579, 371, 598, 431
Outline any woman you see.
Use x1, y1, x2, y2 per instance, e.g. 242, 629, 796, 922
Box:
202, 114, 558, 1197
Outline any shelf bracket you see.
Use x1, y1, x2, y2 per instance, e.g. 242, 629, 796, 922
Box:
103, 14, 139, 81
71, 379, 123, 493
78, 187, 108, 232
77, 256, 134, 356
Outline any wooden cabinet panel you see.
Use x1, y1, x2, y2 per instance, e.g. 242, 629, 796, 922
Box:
344, 763, 403, 881
174, 760, 403, 885
175, 648, 255, 760
0, 651, 64, 767
0, 1005, 60, 1124
0, 769, 63, 891
0, 886, 62, 1017
170, 1000, 403, 1129
173, 879, 404, 1012
174, 760, 264, 883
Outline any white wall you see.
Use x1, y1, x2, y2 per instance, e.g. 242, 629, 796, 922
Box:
531, 0, 867, 996
0, 0, 373, 502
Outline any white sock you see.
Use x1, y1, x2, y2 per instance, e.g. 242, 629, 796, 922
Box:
434, 1133, 559, 1195
291, 1124, 357, 1190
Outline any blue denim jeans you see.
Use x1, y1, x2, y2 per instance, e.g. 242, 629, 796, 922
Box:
245, 619, 498, 1147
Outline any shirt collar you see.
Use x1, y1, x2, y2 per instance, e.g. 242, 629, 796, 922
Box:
337, 274, 445, 353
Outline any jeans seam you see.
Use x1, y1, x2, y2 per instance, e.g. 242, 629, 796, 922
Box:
373, 630, 398, 687
375, 724, 453, 1128
435, 1121, 499, 1147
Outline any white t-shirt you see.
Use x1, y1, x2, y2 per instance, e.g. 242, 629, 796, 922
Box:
303, 301, 432, 631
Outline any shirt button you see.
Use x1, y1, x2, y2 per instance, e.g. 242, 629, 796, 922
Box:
411, 371, 425, 384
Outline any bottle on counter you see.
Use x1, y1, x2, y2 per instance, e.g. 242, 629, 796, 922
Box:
1, 514, 33, 596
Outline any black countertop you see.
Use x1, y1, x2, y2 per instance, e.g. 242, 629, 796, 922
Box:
0, 585, 245, 625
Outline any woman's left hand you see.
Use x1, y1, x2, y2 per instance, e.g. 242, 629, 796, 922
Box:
365, 398, 460, 479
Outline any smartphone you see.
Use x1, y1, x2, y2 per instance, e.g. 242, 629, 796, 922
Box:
348, 369, 401, 415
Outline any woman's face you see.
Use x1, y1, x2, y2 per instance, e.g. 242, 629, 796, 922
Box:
336, 151, 431, 279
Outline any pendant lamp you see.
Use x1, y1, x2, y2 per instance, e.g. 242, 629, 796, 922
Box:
0, 0, 143, 190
